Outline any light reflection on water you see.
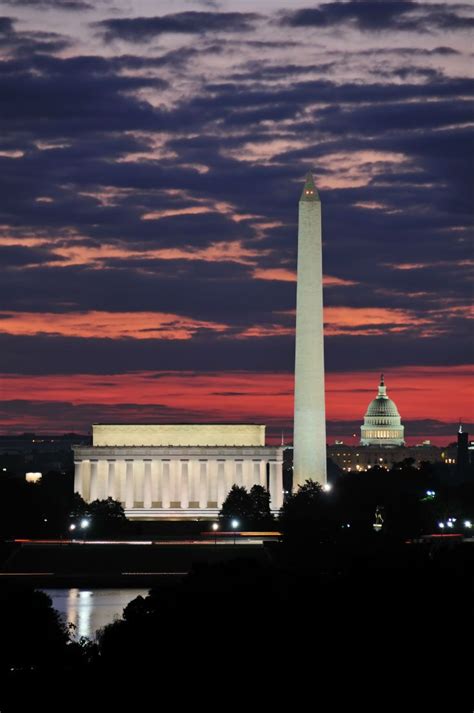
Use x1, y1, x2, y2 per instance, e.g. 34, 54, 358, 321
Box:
43, 588, 149, 640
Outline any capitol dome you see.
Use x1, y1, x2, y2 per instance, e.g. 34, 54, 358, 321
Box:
360, 375, 405, 447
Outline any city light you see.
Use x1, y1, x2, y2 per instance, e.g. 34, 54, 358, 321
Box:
464, 521, 472, 529
80, 519, 90, 529
231, 519, 239, 529
212, 523, 219, 531
323, 483, 332, 492
447, 521, 453, 528
438, 522, 445, 529
25, 472, 42, 484
69, 524, 76, 531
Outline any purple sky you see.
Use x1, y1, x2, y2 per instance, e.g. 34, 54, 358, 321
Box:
0, 1, 472, 442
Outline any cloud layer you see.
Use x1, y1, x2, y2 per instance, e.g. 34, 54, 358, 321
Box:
0, 0, 472, 440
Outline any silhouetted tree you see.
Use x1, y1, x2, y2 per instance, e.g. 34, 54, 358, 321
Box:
0, 589, 69, 675
69, 491, 89, 519
219, 485, 253, 527
279, 479, 337, 543
86, 497, 128, 536
219, 484, 274, 528
249, 484, 273, 525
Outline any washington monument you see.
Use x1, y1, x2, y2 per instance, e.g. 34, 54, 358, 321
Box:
293, 172, 327, 488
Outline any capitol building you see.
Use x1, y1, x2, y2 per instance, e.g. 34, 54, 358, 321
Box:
360, 375, 405, 446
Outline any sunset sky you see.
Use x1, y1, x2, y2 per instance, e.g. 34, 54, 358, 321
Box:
0, 0, 472, 444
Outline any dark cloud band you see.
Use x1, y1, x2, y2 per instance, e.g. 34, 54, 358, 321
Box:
96, 11, 260, 43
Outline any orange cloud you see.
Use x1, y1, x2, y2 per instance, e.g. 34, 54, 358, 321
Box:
1, 237, 262, 268
317, 150, 409, 189
1, 366, 472, 444
253, 270, 357, 285
0, 311, 228, 340
236, 325, 294, 338
141, 206, 213, 220
323, 275, 358, 287
324, 306, 429, 335
253, 267, 296, 281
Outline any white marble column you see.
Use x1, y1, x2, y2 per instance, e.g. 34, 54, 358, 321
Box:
189, 459, 199, 504
252, 460, 260, 489
90, 460, 99, 502
208, 460, 218, 504
269, 460, 283, 510
199, 460, 208, 509
143, 459, 152, 509
125, 459, 134, 508
217, 460, 226, 507
107, 460, 118, 500
259, 460, 267, 489
81, 460, 91, 501
225, 459, 234, 496
117, 460, 126, 503
134, 459, 144, 505
74, 461, 83, 496
169, 459, 178, 505
180, 460, 189, 509
100, 459, 110, 500
152, 460, 159, 506
161, 460, 170, 509
234, 460, 243, 487
243, 459, 254, 490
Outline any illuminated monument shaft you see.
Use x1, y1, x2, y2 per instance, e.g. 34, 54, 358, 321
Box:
293, 173, 327, 487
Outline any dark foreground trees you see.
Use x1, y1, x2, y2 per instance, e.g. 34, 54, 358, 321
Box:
280, 460, 465, 542
0, 589, 69, 674
219, 484, 273, 528
1, 538, 472, 711
279, 479, 337, 543
0, 471, 128, 539
83, 497, 129, 537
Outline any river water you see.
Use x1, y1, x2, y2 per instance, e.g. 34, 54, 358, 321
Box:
43, 588, 149, 640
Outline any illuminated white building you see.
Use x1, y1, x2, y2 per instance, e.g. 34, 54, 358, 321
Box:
74, 424, 283, 520
293, 173, 327, 488
360, 375, 405, 447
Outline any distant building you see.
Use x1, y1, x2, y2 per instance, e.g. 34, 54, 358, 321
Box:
456, 424, 470, 476
74, 423, 283, 520
327, 441, 451, 472
360, 375, 405, 446
325, 378, 468, 471
0, 433, 89, 478
25, 472, 42, 484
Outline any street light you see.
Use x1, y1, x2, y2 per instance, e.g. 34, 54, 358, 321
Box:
79, 518, 90, 542
231, 519, 239, 545
212, 522, 219, 545
323, 483, 332, 492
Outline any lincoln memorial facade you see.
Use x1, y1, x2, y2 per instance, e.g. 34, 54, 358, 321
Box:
73, 424, 284, 520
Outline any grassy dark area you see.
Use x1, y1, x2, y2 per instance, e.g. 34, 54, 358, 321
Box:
0, 535, 471, 711
0, 541, 271, 589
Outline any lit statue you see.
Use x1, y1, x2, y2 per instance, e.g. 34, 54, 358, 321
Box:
373, 505, 384, 532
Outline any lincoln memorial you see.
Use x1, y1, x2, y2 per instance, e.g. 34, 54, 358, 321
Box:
74, 423, 284, 520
